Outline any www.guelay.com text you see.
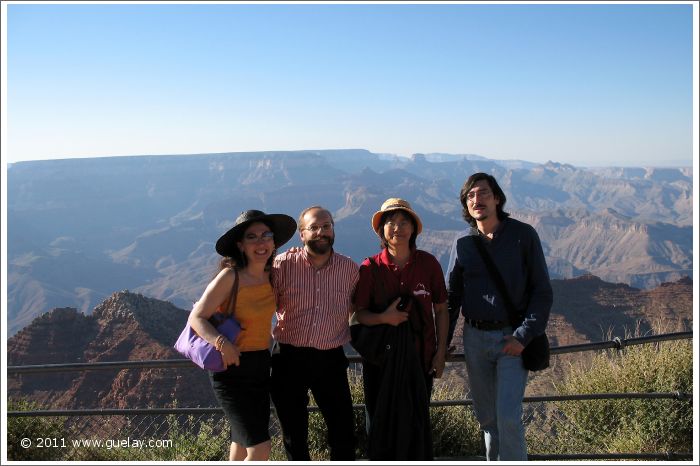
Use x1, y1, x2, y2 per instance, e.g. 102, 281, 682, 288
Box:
21, 437, 173, 450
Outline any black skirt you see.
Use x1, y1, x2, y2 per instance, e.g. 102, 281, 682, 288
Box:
209, 350, 272, 446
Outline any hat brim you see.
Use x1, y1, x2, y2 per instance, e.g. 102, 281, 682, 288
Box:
371, 207, 423, 236
216, 213, 297, 257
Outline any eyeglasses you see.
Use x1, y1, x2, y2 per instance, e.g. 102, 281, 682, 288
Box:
385, 220, 412, 230
303, 223, 334, 233
466, 189, 493, 202
243, 231, 274, 242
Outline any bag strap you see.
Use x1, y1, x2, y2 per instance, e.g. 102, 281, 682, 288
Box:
470, 235, 520, 327
367, 257, 388, 311
223, 268, 240, 317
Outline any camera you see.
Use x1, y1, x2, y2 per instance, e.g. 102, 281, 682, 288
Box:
396, 295, 410, 311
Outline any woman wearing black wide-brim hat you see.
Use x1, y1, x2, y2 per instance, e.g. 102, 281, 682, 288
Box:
188, 209, 296, 461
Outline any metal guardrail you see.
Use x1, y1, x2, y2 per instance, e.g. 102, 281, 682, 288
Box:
8, 391, 691, 417
549, 331, 693, 355
7, 331, 693, 374
7, 331, 694, 461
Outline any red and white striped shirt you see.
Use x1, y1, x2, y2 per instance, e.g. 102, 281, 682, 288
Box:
272, 248, 359, 350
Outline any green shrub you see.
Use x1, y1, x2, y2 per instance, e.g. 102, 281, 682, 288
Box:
430, 381, 482, 458
7, 401, 231, 462
134, 413, 229, 461
543, 335, 693, 454
6, 399, 67, 461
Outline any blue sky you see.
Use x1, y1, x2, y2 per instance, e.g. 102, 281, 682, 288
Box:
2, 2, 696, 167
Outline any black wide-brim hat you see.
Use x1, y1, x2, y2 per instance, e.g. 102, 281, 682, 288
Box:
215, 209, 297, 257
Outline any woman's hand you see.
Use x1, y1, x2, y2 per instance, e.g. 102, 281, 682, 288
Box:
219, 339, 241, 367
430, 349, 446, 378
382, 297, 409, 326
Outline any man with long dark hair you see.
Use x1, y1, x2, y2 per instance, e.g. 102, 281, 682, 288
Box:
447, 173, 552, 460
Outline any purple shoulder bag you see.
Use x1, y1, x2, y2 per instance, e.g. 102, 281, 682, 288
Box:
174, 270, 242, 372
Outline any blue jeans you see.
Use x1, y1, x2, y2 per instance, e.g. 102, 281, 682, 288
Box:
463, 324, 529, 461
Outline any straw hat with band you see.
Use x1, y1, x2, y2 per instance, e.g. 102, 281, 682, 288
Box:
216, 209, 297, 257
371, 198, 423, 236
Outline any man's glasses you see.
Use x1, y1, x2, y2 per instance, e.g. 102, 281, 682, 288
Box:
303, 223, 334, 234
243, 231, 275, 242
467, 189, 493, 202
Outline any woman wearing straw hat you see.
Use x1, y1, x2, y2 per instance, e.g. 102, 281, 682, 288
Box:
188, 210, 296, 461
352, 198, 449, 460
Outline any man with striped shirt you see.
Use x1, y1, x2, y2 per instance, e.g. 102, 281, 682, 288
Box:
270, 206, 359, 461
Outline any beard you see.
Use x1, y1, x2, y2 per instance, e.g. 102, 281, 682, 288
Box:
470, 205, 490, 221
305, 235, 334, 255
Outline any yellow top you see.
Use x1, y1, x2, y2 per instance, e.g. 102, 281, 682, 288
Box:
231, 283, 276, 352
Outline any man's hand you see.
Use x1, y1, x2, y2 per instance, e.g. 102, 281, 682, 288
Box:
502, 335, 524, 356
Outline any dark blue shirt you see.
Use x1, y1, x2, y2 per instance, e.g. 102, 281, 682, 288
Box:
446, 217, 552, 345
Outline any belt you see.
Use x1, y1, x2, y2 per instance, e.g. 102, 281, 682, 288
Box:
466, 319, 511, 331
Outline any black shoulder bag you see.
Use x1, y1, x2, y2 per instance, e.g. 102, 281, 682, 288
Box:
350, 258, 394, 366
471, 235, 550, 371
